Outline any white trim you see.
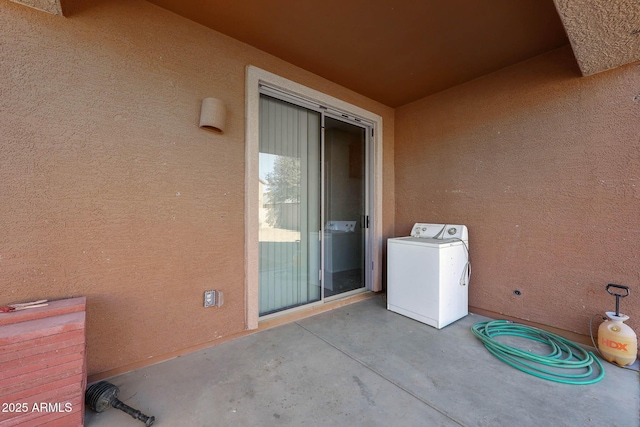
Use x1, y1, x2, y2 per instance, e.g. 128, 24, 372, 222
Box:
245, 65, 383, 330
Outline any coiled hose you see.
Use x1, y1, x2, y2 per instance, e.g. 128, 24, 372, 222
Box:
472, 320, 604, 385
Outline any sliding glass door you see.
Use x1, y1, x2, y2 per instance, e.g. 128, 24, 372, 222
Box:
258, 93, 369, 316
323, 116, 367, 298
258, 95, 321, 315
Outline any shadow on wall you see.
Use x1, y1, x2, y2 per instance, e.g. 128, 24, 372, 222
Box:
60, 0, 110, 16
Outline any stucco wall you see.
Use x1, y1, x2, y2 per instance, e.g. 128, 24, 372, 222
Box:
554, 0, 640, 76
395, 46, 640, 339
0, 0, 394, 376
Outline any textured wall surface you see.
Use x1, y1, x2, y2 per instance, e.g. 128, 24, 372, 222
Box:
0, 0, 394, 376
555, 0, 640, 75
10, 0, 63, 16
395, 46, 640, 340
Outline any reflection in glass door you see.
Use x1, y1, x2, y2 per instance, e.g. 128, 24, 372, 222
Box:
258, 95, 321, 315
323, 117, 367, 298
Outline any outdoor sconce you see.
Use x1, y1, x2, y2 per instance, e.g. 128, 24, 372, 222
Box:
199, 97, 226, 133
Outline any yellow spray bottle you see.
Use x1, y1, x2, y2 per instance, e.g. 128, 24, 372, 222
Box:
597, 284, 637, 367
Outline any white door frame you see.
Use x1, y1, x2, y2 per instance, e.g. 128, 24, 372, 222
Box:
245, 65, 383, 329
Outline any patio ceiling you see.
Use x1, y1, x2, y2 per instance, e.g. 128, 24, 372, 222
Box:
145, 0, 569, 107
14, 0, 639, 106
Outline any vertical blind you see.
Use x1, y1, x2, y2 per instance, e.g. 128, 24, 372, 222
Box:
258, 95, 321, 315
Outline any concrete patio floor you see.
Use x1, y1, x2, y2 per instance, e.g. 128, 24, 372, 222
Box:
85, 295, 639, 427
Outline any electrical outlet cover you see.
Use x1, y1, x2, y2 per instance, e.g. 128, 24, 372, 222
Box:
204, 290, 215, 307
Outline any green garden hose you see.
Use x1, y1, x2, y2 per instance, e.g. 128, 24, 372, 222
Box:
471, 320, 604, 385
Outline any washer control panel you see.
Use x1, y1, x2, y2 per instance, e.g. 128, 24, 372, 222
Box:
410, 223, 468, 241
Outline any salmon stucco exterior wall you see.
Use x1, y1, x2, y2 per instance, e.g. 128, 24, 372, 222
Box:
395, 46, 640, 340
0, 0, 394, 376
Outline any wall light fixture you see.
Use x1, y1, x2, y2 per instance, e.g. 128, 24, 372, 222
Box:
199, 98, 226, 133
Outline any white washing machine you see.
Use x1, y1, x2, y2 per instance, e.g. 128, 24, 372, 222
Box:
387, 223, 470, 329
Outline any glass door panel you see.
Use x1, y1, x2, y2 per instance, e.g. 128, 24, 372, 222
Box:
258, 95, 321, 315
323, 116, 367, 297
